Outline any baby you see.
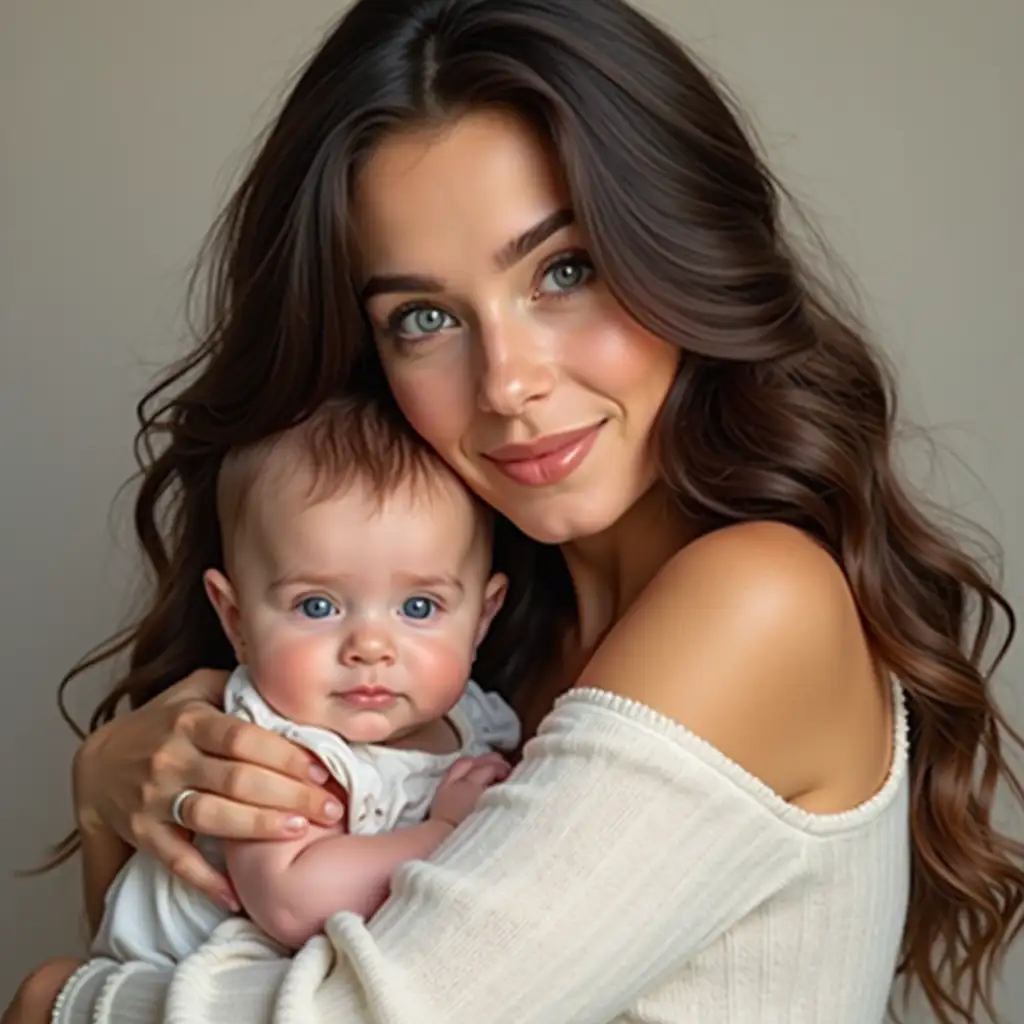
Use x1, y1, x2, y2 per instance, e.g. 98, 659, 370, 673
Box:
90, 398, 520, 963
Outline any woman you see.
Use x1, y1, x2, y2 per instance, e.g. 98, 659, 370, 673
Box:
7, 0, 1022, 1021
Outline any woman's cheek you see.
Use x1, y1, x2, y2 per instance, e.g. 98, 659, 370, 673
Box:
386, 364, 468, 454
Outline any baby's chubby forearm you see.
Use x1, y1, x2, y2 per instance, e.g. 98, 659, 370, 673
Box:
224, 818, 455, 948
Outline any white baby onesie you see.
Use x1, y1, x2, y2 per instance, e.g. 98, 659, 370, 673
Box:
90, 667, 521, 966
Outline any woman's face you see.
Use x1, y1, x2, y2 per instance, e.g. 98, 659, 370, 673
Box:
355, 108, 680, 544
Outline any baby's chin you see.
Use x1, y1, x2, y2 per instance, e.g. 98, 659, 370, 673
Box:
332, 711, 406, 745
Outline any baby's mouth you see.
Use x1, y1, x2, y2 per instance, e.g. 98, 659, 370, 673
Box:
335, 685, 398, 710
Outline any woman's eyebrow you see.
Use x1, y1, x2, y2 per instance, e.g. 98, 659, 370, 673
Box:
493, 207, 574, 272
360, 207, 575, 301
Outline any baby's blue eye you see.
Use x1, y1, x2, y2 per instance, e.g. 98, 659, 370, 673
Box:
299, 596, 336, 619
401, 596, 436, 620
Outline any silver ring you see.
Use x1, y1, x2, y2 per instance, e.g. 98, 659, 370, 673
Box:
170, 788, 199, 829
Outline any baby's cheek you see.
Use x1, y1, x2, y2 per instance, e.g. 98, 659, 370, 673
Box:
247, 635, 329, 718
408, 636, 474, 711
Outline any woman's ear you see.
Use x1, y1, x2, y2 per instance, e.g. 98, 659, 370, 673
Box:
473, 572, 509, 652
202, 568, 246, 662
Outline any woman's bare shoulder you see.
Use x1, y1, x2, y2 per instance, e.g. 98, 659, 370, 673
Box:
574, 521, 878, 802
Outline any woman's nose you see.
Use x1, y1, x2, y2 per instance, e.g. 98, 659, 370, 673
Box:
477, 317, 556, 416
339, 623, 397, 667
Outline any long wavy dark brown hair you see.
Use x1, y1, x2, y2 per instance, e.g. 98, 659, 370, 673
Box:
46, 0, 1022, 1019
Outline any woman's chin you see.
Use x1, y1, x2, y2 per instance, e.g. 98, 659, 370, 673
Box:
494, 478, 665, 548
499, 502, 618, 547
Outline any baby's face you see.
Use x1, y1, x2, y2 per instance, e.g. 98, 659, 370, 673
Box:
217, 469, 505, 743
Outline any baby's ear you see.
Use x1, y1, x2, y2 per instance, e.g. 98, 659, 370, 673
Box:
202, 568, 246, 662
474, 572, 509, 651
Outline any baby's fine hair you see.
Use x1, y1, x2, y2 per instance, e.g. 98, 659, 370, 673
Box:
215, 397, 461, 555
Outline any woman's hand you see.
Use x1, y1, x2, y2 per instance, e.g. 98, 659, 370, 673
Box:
74, 668, 343, 905
1, 958, 83, 1024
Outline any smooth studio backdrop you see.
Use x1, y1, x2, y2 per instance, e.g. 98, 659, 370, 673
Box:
1, 2, 1021, 1018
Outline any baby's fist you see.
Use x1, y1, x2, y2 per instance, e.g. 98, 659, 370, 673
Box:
429, 753, 510, 829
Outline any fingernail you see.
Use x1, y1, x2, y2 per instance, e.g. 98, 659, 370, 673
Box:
284, 815, 308, 833
220, 891, 241, 912
323, 801, 344, 821
309, 764, 329, 784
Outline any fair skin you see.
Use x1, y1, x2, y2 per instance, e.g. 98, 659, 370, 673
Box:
356, 110, 889, 801
205, 462, 509, 943
207, 458, 507, 748
6, 107, 891, 1021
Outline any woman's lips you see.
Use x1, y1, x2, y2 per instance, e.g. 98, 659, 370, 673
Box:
485, 422, 604, 487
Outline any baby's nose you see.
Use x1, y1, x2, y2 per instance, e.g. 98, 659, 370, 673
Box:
340, 624, 396, 666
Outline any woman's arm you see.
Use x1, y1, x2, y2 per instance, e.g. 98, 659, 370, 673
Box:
2, 959, 84, 1024
56, 694, 814, 1023
77, 815, 129, 937
54, 524, 868, 1024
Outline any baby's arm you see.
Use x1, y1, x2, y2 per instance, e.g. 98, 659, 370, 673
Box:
225, 754, 507, 948
224, 820, 455, 946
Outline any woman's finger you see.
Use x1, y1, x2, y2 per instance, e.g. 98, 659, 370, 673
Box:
189, 757, 345, 827
171, 788, 320, 843
190, 712, 330, 785
143, 823, 240, 911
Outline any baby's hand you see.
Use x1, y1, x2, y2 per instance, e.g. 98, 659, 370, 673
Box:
429, 753, 510, 829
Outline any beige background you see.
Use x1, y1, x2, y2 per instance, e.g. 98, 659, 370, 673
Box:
1, 1, 1021, 1018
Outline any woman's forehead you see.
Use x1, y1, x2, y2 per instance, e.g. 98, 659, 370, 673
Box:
352, 109, 572, 274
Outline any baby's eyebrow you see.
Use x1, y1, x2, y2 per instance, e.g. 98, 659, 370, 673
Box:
399, 573, 465, 594
268, 571, 342, 593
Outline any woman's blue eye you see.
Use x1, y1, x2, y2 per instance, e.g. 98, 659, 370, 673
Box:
299, 596, 336, 619
393, 306, 457, 338
401, 596, 436, 620
539, 256, 594, 295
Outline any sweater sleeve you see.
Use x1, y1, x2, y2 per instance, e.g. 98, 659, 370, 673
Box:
62, 689, 812, 1024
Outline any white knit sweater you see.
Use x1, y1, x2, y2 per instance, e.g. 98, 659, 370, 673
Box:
54, 684, 911, 1023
